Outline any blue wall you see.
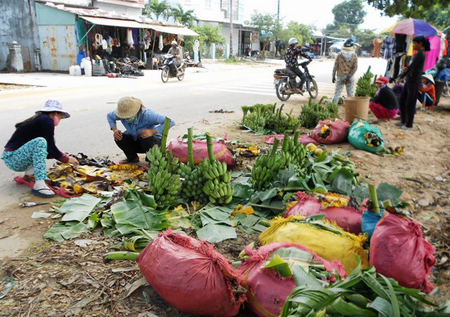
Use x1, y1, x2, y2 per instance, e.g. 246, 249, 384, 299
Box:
0, 0, 40, 71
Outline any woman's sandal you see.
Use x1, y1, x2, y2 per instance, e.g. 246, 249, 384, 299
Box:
31, 188, 55, 198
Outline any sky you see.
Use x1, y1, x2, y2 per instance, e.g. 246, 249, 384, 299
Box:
244, 0, 399, 33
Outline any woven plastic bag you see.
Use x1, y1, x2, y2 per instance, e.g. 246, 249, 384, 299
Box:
138, 229, 246, 316
259, 216, 368, 274
348, 119, 384, 153
167, 138, 235, 166
312, 118, 350, 144
370, 213, 436, 293
239, 242, 345, 317
361, 210, 385, 240
285, 192, 363, 234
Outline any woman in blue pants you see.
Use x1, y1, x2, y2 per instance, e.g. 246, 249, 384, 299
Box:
2, 100, 79, 197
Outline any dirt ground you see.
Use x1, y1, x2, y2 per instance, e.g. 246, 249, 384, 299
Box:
0, 88, 449, 316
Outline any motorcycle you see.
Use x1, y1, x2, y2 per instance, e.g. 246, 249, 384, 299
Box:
160, 54, 186, 83
273, 59, 318, 101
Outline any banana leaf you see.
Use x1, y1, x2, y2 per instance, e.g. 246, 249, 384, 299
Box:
111, 196, 171, 236
44, 221, 89, 242
196, 223, 237, 243
60, 194, 101, 222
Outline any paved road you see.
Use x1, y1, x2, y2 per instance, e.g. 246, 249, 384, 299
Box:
0, 57, 387, 205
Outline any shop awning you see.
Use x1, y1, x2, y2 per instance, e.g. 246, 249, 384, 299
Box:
145, 24, 199, 36
81, 16, 148, 29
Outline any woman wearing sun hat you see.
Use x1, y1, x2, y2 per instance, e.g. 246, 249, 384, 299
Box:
107, 96, 175, 164
369, 76, 399, 119
418, 74, 436, 109
2, 100, 79, 198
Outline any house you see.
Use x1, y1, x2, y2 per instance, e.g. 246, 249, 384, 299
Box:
164, 0, 258, 57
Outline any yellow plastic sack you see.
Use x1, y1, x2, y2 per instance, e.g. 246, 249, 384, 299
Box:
259, 216, 369, 274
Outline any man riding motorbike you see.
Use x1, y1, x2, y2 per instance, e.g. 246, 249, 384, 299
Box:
167, 40, 182, 76
284, 38, 312, 94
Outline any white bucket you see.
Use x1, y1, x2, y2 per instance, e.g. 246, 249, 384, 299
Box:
84, 61, 92, 77
69, 65, 75, 76
73, 65, 81, 76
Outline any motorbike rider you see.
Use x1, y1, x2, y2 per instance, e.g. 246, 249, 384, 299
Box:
284, 38, 312, 94
167, 40, 182, 76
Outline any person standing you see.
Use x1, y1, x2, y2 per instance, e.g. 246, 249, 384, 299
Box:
332, 39, 358, 104
2, 100, 79, 198
396, 36, 430, 130
369, 77, 399, 119
284, 38, 311, 93
107, 97, 175, 164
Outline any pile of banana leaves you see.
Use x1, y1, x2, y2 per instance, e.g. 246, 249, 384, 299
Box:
281, 261, 446, 317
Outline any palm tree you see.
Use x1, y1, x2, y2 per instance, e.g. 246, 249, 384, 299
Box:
144, 0, 170, 21
170, 3, 198, 27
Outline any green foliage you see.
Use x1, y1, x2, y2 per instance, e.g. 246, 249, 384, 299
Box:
277, 21, 317, 47
192, 24, 226, 46
354, 29, 382, 51
249, 12, 278, 52
332, 0, 367, 29
355, 67, 378, 97
170, 3, 197, 27
144, 0, 170, 20
299, 97, 339, 129
366, 0, 449, 20
242, 103, 300, 134
421, 4, 450, 29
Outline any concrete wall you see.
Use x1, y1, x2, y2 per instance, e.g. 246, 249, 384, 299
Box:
0, 0, 40, 71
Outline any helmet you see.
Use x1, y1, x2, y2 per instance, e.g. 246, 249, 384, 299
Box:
343, 39, 355, 50
171, 40, 177, 46
288, 38, 299, 46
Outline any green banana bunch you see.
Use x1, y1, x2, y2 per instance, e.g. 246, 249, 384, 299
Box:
203, 179, 234, 204
180, 163, 208, 202
198, 158, 233, 205
146, 146, 182, 208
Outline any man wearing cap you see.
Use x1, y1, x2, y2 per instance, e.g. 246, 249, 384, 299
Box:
418, 74, 436, 109
107, 97, 175, 164
167, 40, 182, 76
2, 100, 79, 198
332, 39, 358, 104
369, 77, 399, 120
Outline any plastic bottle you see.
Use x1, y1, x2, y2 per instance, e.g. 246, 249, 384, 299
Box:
74, 65, 81, 76
84, 58, 92, 77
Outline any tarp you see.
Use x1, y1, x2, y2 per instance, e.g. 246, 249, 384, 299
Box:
81, 16, 148, 29
145, 24, 199, 36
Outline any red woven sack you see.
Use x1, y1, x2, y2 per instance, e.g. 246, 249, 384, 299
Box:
167, 138, 235, 166
370, 213, 436, 293
239, 242, 345, 317
285, 192, 363, 234
264, 134, 319, 145
138, 229, 246, 316
312, 118, 350, 144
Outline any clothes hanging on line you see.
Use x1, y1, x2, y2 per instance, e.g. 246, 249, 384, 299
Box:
372, 38, 383, 57
381, 36, 396, 60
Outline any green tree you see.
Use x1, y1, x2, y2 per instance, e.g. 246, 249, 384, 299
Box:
354, 29, 381, 52
249, 12, 278, 58
278, 21, 316, 46
421, 4, 450, 29
144, 0, 170, 21
170, 3, 198, 27
332, 0, 367, 30
365, 0, 449, 20
185, 24, 226, 58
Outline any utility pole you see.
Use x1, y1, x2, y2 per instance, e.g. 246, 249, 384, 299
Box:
229, 0, 233, 57
277, 0, 280, 26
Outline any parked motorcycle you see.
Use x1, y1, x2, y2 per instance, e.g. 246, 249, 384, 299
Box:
273, 59, 318, 101
160, 54, 186, 83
